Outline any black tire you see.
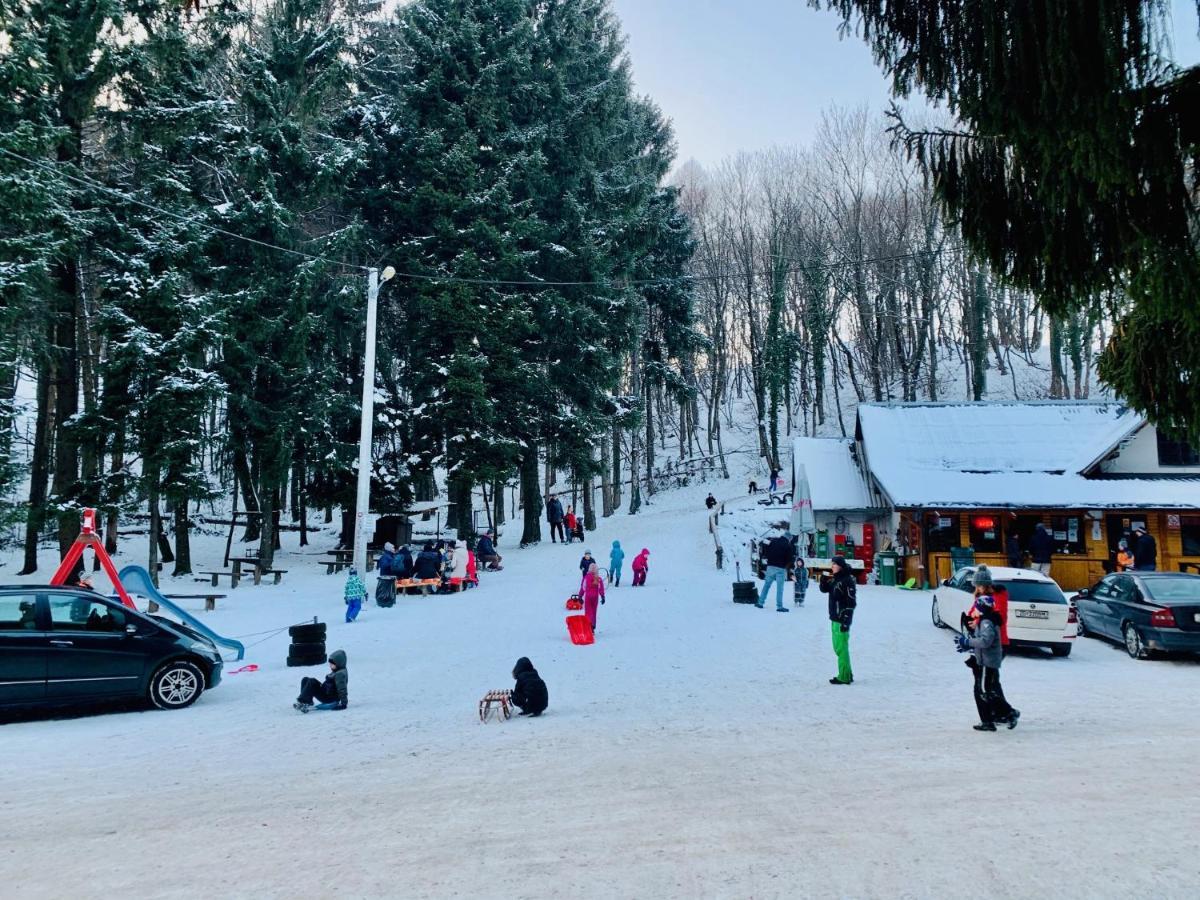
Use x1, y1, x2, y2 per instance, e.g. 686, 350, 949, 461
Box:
289, 623, 326, 641
1123, 622, 1149, 659
287, 652, 327, 667
1050, 643, 1072, 657
148, 659, 206, 710
1077, 613, 1089, 637
289, 640, 327, 655
931, 597, 949, 629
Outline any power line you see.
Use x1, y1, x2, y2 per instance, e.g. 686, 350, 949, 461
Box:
3, 146, 972, 290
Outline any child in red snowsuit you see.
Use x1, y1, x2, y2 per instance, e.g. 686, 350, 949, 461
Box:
564, 508, 578, 543
631, 548, 650, 586
580, 562, 606, 630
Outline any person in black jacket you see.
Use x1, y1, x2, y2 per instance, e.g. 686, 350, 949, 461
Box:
510, 657, 548, 717
395, 545, 414, 579
413, 542, 442, 580
1030, 523, 1054, 576
705, 493, 717, 510
1005, 533, 1022, 569
1133, 526, 1157, 571
820, 556, 857, 684
476, 533, 502, 570
756, 532, 796, 611
546, 496, 565, 543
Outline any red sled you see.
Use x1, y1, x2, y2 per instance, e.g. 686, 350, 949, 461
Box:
566, 614, 594, 645
565, 594, 583, 610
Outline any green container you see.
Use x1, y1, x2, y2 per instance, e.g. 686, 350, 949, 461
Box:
815, 530, 829, 557
949, 546, 976, 572
877, 550, 899, 586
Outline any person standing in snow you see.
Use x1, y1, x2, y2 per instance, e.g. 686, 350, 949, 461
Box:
580, 562, 606, 631
1115, 538, 1134, 572
609, 540, 625, 586
705, 493, 717, 510
957, 593, 1019, 731
294, 649, 349, 712
756, 531, 795, 612
578, 549, 595, 578
546, 495, 565, 543
344, 569, 366, 622
1030, 523, 1054, 576
564, 506, 578, 543
510, 657, 548, 717
1133, 526, 1157, 571
375, 542, 398, 607
631, 548, 650, 586
794, 557, 809, 607
820, 556, 856, 684
748, 479, 758, 495
1005, 533, 1022, 569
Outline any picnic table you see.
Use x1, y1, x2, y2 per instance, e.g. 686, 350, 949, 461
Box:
148, 592, 227, 613
329, 547, 377, 570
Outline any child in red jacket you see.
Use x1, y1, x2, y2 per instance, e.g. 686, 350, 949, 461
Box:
564, 507, 578, 543
631, 548, 650, 586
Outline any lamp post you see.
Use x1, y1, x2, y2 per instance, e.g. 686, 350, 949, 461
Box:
353, 265, 395, 576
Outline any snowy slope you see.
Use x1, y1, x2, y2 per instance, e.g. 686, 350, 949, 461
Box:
1, 485, 1198, 899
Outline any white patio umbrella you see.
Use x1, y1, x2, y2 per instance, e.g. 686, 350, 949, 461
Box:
790, 463, 817, 541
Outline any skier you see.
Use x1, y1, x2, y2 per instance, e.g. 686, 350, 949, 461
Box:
1030, 523, 1054, 576
510, 657, 548, 717
756, 531, 795, 612
294, 649, 349, 712
957, 593, 1019, 731
1133, 526, 1157, 571
631, 548, 650, 586
546, 495, 565, 543
578, 549, 595, 578
344, 568, 366, 622
580, 561, 606, 631
820, 556, 856, 684
609, 540, 625, 586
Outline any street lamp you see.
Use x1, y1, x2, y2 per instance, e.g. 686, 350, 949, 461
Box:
353, 265, 396, 575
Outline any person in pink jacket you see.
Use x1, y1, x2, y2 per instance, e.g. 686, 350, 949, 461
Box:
631, 548, 650, 586
580, 562, 606, 630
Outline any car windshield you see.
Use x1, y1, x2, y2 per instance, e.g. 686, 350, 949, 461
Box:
1000, 581, 1067, 605
1142, 577, 1200, 603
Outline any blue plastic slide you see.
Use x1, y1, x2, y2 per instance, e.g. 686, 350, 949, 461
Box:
118, 565, 246, 660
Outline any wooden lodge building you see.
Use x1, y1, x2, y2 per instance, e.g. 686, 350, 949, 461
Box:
798, 401, 1200, 591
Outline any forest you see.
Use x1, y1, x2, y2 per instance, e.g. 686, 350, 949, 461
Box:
0, 0, 1115, 575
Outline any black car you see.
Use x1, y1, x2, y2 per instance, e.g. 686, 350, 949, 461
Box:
0, 585, 223, 712
1072, 572, 1200, 659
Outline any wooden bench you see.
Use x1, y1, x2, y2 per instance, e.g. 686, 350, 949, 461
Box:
199, 571, 242, 589
319, 558, 347, 575
161, 592, 227, 612
247, 568, 287, 586
396, 577, 442, 595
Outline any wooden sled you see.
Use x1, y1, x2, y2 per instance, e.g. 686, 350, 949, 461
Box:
479, 689, 513, 723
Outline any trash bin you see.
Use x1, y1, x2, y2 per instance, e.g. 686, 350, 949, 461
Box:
877, 550, 899, 587
949, 547, 976, 572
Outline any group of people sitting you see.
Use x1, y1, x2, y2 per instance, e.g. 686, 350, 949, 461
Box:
364, 533, 505, 604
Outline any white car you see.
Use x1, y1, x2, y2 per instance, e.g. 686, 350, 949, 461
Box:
931, 565, 1077, 657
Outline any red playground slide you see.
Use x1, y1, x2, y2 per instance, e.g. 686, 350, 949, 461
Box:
566, 614, 594, 645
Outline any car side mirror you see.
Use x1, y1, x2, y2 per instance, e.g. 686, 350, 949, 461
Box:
942, 579, 953, 587
1077, 588, 1089, 598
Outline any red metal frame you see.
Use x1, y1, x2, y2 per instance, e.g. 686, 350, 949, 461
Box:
49, 508, 137, 609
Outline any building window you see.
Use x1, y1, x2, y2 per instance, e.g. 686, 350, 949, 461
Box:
1182, 517, 1200, 557
1156, 431, 1200, 466
1050, 515, 1087, 554
968, 514, 1002, 552
926, 514, 961, 552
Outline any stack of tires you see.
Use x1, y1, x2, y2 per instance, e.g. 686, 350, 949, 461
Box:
287, 621, 327, 667
732, 581, 758, 604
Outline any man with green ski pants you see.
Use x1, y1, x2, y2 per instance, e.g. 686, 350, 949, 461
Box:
820, 555, 857, 685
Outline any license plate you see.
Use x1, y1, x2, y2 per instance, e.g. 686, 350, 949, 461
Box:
1014, 609, 1049, 620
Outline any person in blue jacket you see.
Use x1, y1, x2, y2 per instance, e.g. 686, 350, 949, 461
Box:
608, 540, 625, 586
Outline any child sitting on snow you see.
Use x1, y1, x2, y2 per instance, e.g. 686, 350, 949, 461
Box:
294, 649, 349, 712
511, 656, 548, 717
345, 568, 367, 622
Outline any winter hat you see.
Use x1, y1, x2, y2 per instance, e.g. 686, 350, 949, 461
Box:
831, 555, 847, 570
584, 549, 592, 556
973, 565, 994, 588
1118, 539, 1128, 550
384, 542, 395, 553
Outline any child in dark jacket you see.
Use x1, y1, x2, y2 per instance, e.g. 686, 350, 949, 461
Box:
511, 656, 548, 717
294, 649, 349, 712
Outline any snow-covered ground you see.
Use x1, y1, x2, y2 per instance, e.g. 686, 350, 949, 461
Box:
2, 483, 1198, 899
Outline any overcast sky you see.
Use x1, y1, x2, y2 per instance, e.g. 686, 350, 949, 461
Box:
610, 0, 1200, 168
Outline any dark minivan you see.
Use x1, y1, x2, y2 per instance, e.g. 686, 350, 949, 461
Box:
0, 585, 223, 712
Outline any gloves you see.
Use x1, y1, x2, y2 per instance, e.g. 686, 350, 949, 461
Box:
955, 634, 971, 652
840, 623, 849, 633
601, 598, 605, 604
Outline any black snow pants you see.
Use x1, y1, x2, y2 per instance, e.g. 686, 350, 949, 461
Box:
298, 677, 338, 705
970, 660, 1014, 723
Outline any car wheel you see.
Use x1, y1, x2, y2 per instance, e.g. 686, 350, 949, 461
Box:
1050, 643, 1072, 657
931, 597, 948, 629
1077, 613, 1089, 637
149, 660, 205, 710
1123, 622, 1149, 660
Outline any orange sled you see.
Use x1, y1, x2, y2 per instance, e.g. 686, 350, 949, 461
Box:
566, 614, 594, 645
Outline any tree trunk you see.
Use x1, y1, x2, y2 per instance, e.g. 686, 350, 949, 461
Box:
19, 357, 53, 575
258, 482, 276, 570
104, 423, 125, 556
600, 436, 613, 517
644, 377, 655, 497
148, 477, 161, 589
582, 473, 596, 531
50, 265, 81, 555
610, 426, 623, 511
231, 447, 261, 541
172, 497, 192, 577
519, 448, 542, 546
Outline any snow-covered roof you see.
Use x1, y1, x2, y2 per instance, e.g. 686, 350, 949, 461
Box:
856, 401, 1200, 509
791, 438, 878, 511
